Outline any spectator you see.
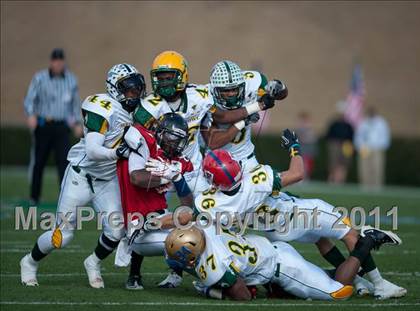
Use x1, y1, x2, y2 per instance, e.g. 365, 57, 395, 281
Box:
295, 111, 317, 179
354, 107, 390, 189
24, 48, 82, 205
326, 104, 354, 184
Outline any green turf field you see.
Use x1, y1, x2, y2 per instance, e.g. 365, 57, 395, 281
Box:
1, 166, 419, 310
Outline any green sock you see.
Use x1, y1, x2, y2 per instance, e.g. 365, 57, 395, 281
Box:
323, 246, 346, 268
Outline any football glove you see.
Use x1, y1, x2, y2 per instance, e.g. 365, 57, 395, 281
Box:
146, 158, 182, 181
116, 141, 130, 159
281, 129, 301, 157
266, 80, 288, 100
259, 94, 275, 110
245, 112, 260, 126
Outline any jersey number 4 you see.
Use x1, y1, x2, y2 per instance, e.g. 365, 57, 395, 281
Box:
89, 95, 112, 110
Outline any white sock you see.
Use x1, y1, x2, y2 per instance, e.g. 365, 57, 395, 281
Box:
90, 253, 101, 264
27, 253, 38, 265
366, 268, 383, 286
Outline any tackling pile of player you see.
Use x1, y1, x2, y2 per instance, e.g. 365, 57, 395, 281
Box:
20, 51, 407, 301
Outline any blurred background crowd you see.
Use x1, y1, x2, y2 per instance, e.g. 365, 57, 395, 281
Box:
1, 1, 419, 203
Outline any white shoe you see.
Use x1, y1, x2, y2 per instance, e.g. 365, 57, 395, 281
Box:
374, 279, 407, 299
20, 254, 39, 286
83, 254, 104, 288
354, 275, 374, 296
158, 271, 183, 288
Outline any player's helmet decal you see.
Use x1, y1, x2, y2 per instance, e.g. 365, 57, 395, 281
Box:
210, 60, 246, 110
151, 51, 188, 99
106, 63, 146, 112
164, 226, 205, 269
155, 113, 189, 158
203, 149, 243, 192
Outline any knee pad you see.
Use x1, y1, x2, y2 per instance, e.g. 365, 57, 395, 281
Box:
54, 228, 74, 249
132, 241, 165, 257
131, 230, 169, 256
103, 225, 125, 242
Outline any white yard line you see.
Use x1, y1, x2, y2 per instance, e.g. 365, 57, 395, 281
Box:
0, 301, 419, 307
0, 272, 166, 277
2, 271, 418, 278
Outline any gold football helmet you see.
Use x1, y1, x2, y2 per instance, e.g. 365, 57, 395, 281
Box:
151, 51, 188, 98
164, 226, 205, 269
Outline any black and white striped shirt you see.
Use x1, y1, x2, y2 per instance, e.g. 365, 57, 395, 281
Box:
24, 69, 81, 123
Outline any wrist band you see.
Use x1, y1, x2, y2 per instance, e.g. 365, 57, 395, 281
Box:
245, 102, 261, 115
173, 175, 191, 197
289, 143, 301, 157
234, 120, 245, 130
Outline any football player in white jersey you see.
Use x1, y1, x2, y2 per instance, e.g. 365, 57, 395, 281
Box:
132, 51, 277, 197
164, 225, 401, 301
20, 63, 146, 289
201, 60, 288, 172
167, 130, 406, 299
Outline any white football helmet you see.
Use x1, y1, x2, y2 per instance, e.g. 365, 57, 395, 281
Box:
106, 63, 146, 111
210, 60, 246, 110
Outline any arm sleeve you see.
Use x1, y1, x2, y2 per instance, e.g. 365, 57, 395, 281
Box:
214, 268, 238, 288
83, 110, 109, 134
24, 74, 39, 116
259, 72, 268, 90
133, 105, 156, 129
128, 149, 149, 173
271, 167, 282, 192
85, 131, 117, 161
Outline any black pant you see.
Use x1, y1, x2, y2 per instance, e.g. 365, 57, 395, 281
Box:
30, 121, 70, 202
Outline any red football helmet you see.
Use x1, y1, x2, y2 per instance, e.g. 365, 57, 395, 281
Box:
203, 150, 242, 191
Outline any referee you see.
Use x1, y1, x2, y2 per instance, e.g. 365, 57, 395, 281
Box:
24, 48, 82, 205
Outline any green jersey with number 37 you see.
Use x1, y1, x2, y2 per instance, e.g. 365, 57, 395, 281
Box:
194, 226, 277, 287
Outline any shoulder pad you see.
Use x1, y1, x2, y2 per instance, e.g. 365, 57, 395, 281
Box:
82, 94, 117, 123
141, 94, 171, 119
242, 71, 263, 93
124, 126, 149, 153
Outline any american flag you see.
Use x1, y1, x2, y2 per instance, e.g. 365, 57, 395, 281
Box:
344, 64, 365, 128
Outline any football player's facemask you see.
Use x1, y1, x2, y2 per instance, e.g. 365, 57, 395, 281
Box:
155, 113, 189, 158
106, 63, 146, 112
213, 83, 246, 110
151, 51, 188, 99
210, 60, 246, 110
151, 70, 182, 99
116, 73, 146, 112
203, 150, 243, 192
165, 226, 206, 270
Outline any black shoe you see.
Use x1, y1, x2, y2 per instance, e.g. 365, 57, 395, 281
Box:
125, 275, 144, 290
361, 226, 402, 250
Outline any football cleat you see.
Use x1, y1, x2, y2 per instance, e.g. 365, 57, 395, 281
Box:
158, 271, 183, 288
125, 275, 144, 290
360, 226, 402, 249
354, 275, 374, 296
192, 280, 208, 296
20, 254, 39, 286
374, 279, 407, 300
83, 254, 104, 289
